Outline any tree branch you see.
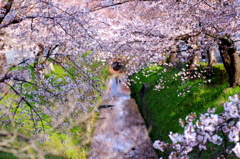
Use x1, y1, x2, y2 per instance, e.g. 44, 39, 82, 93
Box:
0, 15, 56, 29
0, 0, 14, 24
3, 81, 45, 131
90, 0, 132, 12
0, 132, 30, 141
89, 0, 158, 12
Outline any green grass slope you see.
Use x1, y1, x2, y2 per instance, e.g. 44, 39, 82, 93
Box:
130, 63, 240, 144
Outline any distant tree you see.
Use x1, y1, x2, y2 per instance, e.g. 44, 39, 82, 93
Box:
87, 0, 240, 86
207, 46, 218, 67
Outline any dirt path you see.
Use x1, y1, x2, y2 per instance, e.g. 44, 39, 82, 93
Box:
89, 75, 158, 159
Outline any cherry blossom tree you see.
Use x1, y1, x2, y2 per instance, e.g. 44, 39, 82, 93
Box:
1, 0, 239, 84
0, 0, 109, 157
86, 0, 240, 85
0, 0, 239, 158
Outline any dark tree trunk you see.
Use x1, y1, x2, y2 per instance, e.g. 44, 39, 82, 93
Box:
219, 37, 240, 87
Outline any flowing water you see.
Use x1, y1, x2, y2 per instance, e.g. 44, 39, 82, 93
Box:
89, 75, 158, 159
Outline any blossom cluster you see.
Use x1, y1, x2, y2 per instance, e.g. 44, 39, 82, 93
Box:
153, 94, 240, 158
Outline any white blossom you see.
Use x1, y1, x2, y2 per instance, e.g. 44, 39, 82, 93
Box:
169, 132, 183, 144
153, 140, 167, 152
228, 127, 240, 143
233, 143, 240, 158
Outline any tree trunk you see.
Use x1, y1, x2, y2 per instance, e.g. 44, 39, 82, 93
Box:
34, 44, 44, 69
169, 46, 180, 68
189, 52, 200, 70
219, 37, 240, 87
169, 51, 177, 64
0, 53, 7, 74
207, 46, 218, 67
0, 0, 14, 24
0, 53, 8, 94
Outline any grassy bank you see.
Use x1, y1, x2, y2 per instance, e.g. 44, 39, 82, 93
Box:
0, 57, 109, 159
130, 63, 240, 156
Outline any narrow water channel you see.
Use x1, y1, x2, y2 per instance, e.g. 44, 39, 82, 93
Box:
89, 74, 157, 159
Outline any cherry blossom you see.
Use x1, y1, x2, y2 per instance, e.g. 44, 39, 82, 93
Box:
233, 143, 240, 158
153, 94, 240, 158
